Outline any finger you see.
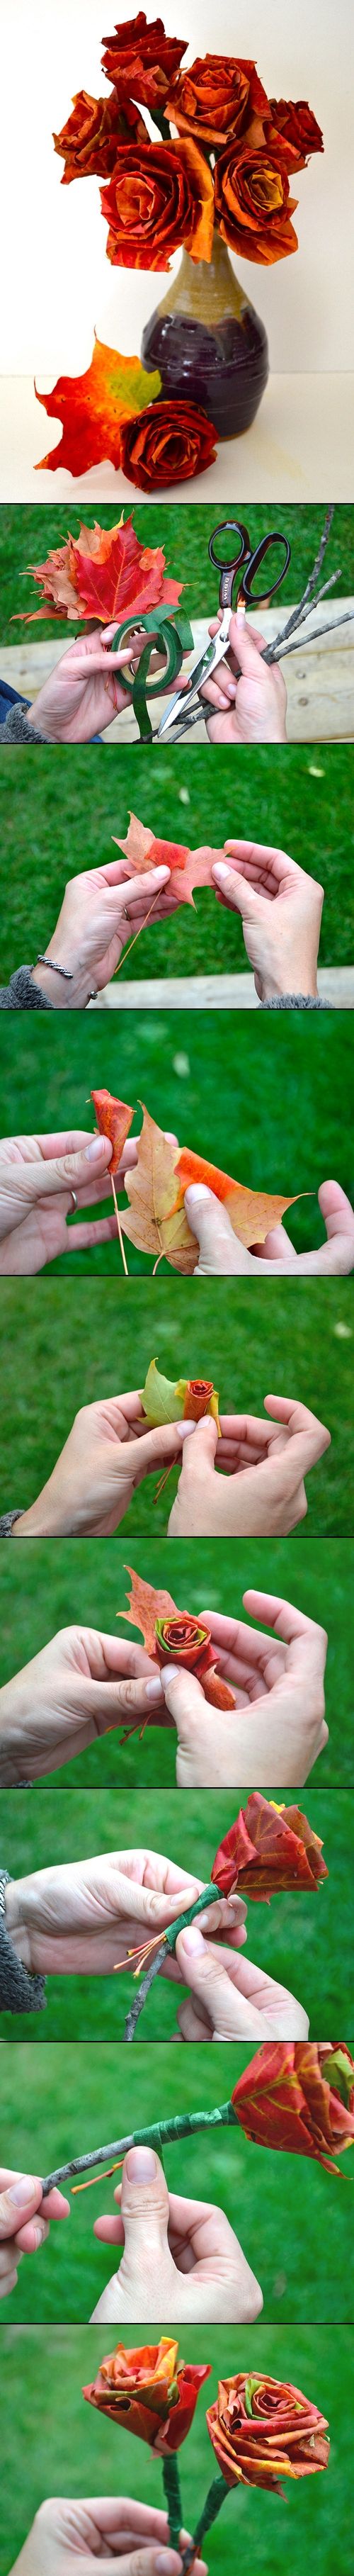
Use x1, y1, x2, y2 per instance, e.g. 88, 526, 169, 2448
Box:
212, 858, 263, 915
3, 1137, 113, 1204
116, 864, 171, 909
263, 1393, 331, 1463
242, 1587, 328, 1670
176, 1925, 261, 2036
64, 1215, 118, 1252
118, 2147, 171, 2268
176, 1414, 219, 1480
0, 2175, 44, 2238
184, 1183, 249, 1273
160, 1663, 207, 1744
228, 612, 267, 669
128, 1419, 197, 1480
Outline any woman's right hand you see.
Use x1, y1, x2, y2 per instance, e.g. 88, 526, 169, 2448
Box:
0, 1626, 166, 1782
11, 1395, 195, 1538
173, 1930, 309, 2042
159, 1592, 329, 1787
211, 837, 324, 1000
168, 1398, 331, 1537
9, 2497, 207, 2576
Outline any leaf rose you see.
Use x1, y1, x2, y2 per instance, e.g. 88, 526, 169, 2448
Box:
166, 52, 269, 143
268, 97, 324, 170
232, 2041, 354, 2173
101, 137, 214, 269
206, 2371, 330, 2491
154, 1612, 234, 1709
101, 14, 187, 109
53, 89, 147, 185
215, 143, 298, 264
211, 1793, 328, 1900
120, 400, 217, 490
84, 2336, 211, 2450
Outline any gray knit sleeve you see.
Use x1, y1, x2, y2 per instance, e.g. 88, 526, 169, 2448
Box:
0, 1512, 25, 1535
261, 994, 327, 1010
0, 1872, 46, 2014
1, 704, 44, 742
0, 966, 54, 1010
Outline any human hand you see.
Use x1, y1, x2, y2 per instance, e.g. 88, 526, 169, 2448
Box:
184, 1179, 354, 1276
91, 2144, 262, 2324
9, 2497, 207, 2576
0, 1128, 123, 1273
0, 2169, 69, 2300
211, 836, 323, 998
4, 1846, 246, 1975
0, 1626, 168, 1784
173, 1932, 309, 2042
201, 614, 287, 743
160, 1592, 328, 1787
168, 1400, 330, 1538
11, 1394, 195, 1536
26, 625, 160, 745
30, 861, 171, 1007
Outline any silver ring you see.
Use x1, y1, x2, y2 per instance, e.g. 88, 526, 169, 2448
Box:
70, 1189, 78, 1211
88, 986, 98, 999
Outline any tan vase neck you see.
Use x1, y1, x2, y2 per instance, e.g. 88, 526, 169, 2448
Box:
156, 231, 248, 324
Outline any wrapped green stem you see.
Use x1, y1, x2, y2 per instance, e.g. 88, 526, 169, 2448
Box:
181, 2475, 231, 2570
41, 2096, 237, 2196
162, 2453, 183, 2550
124, 1884, 221, 2042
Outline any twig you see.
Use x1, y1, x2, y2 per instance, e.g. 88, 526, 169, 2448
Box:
124, 1881, 220, 2041
268, 504, 335, 651
41, 2096, 236, 2196
268, 608, 354, 663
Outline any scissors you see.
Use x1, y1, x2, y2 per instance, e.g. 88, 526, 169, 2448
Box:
158, 518, 291, 741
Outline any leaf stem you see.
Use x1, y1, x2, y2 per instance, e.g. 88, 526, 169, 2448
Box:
113, 889, 161, 974
110, 1174, 129, 1274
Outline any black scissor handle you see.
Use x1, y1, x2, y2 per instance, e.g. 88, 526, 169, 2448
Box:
241, 531, 291, 605
208, 519, 250, 572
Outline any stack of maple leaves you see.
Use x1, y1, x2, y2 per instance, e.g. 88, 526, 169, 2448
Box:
91, 1084, 302, 1273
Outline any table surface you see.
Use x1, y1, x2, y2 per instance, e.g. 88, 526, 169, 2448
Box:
1, 372, 354, 502
89, 968, 354, 1010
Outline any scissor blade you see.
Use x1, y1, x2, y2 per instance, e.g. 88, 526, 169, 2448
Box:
158, 632, 229, 738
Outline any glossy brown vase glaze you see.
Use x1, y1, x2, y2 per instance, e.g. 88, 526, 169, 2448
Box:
142, 234, 269, 440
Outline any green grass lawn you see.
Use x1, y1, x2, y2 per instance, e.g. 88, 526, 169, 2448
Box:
0, 1011, 353, 1274
0, 1784, 351, 2040
0, 741, 353, 984
1, 502, 353, 643
0, 1276, 352, 1532
0, 1533, 351, 1787
1, 2038, 353, 2324
0, 2322, 351, 2576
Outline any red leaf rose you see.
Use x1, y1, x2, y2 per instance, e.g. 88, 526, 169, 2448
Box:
154, 1614, 234, 1709
212, 1794, 328, 1901
101, 137, 214, 269
102, 15, 187, 110
53, 89, 148, 184
232, 2041, 354, 2173
207, 2371, 329, 2491
166, 52, 269, 145
215, 142, 298, 264
84, 2336, 211, 2450
120, 400, 217, 490
268, 97, 324, 171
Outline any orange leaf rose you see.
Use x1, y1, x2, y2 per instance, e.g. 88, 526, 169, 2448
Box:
53, 89, 147, 184
215, 143, 298, 263
232, 2040, 354, 2173
212, 1793, 328, 1901
207, 2371, 329, 2492
154, 1614, 234, 1709
166, 52, 269, 144
268, 97, 324, 171
90, 1089, 134, 1176
84, 2336, 211, 2450
102, 15, 187, 110
101, 137, 214, 269
120, 400, 217, 490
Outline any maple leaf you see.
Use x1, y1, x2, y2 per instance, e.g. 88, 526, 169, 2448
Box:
91, 1089, 134, 1175
120, 1563, 178, 1657
172, 1147, 304, 1250
35, 339, 163, 477
113, 811, 215, 911
16, 519, 183, 628
139, 1357, 220, 1432
122, 1105, 197, 1273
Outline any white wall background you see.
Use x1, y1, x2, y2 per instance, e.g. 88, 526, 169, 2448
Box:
1, 0, 353, 375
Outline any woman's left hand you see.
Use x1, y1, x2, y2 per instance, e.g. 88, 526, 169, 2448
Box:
4, 1848, 247, 1974
0, 2169, 69, 2300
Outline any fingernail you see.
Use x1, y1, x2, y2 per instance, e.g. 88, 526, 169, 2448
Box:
125, 2147, 157, 2183
212, 860, 230, 883
145, 1677, 163, 1699
161, 1662, 178, 1680
156, 2553, 181, 2572
8, 2176, 37, 2207
86, 1135, 112, 1163
178, 1421, 195, 1438
152, 865, 170, 883
179, 1925, 205, 1955
33, 2222, 45, 2248
185, 1183, 210, 1206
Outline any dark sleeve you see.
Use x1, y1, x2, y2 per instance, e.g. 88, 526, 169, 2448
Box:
0, 966, 54, 1010
261, 994, 328, 1010
0, 1872, 46, 2013
1, 705, 44, 742
0, 1512, 25, 1535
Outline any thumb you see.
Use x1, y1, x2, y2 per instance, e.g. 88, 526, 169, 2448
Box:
130, 1421, 196, 1480
184, 1183, 249, 1273
161, 1661, 207, 1746
69, 2555, 186, 2576
118, 2147, 171, 2278
11, 1136, 113, 1201
0, 2174, 42, 2238
176, 1926, 244, 2037
212, 858, 263, 919
229, 612, 266, 674
176, 1414, 219, 1483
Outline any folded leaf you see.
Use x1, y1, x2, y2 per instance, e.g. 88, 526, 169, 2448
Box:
119, 1567, 234, 1710
173, 1147, 304, 1249
113, 811, 215, 911
122, 1105, 197, 1271
139, 1357, 220, 1432
120, 1563, 178, 1657
91, 1089, 134, 1176
35, 339, 163, 476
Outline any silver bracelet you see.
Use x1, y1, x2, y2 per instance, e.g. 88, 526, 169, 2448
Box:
35, 954, 74, 981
